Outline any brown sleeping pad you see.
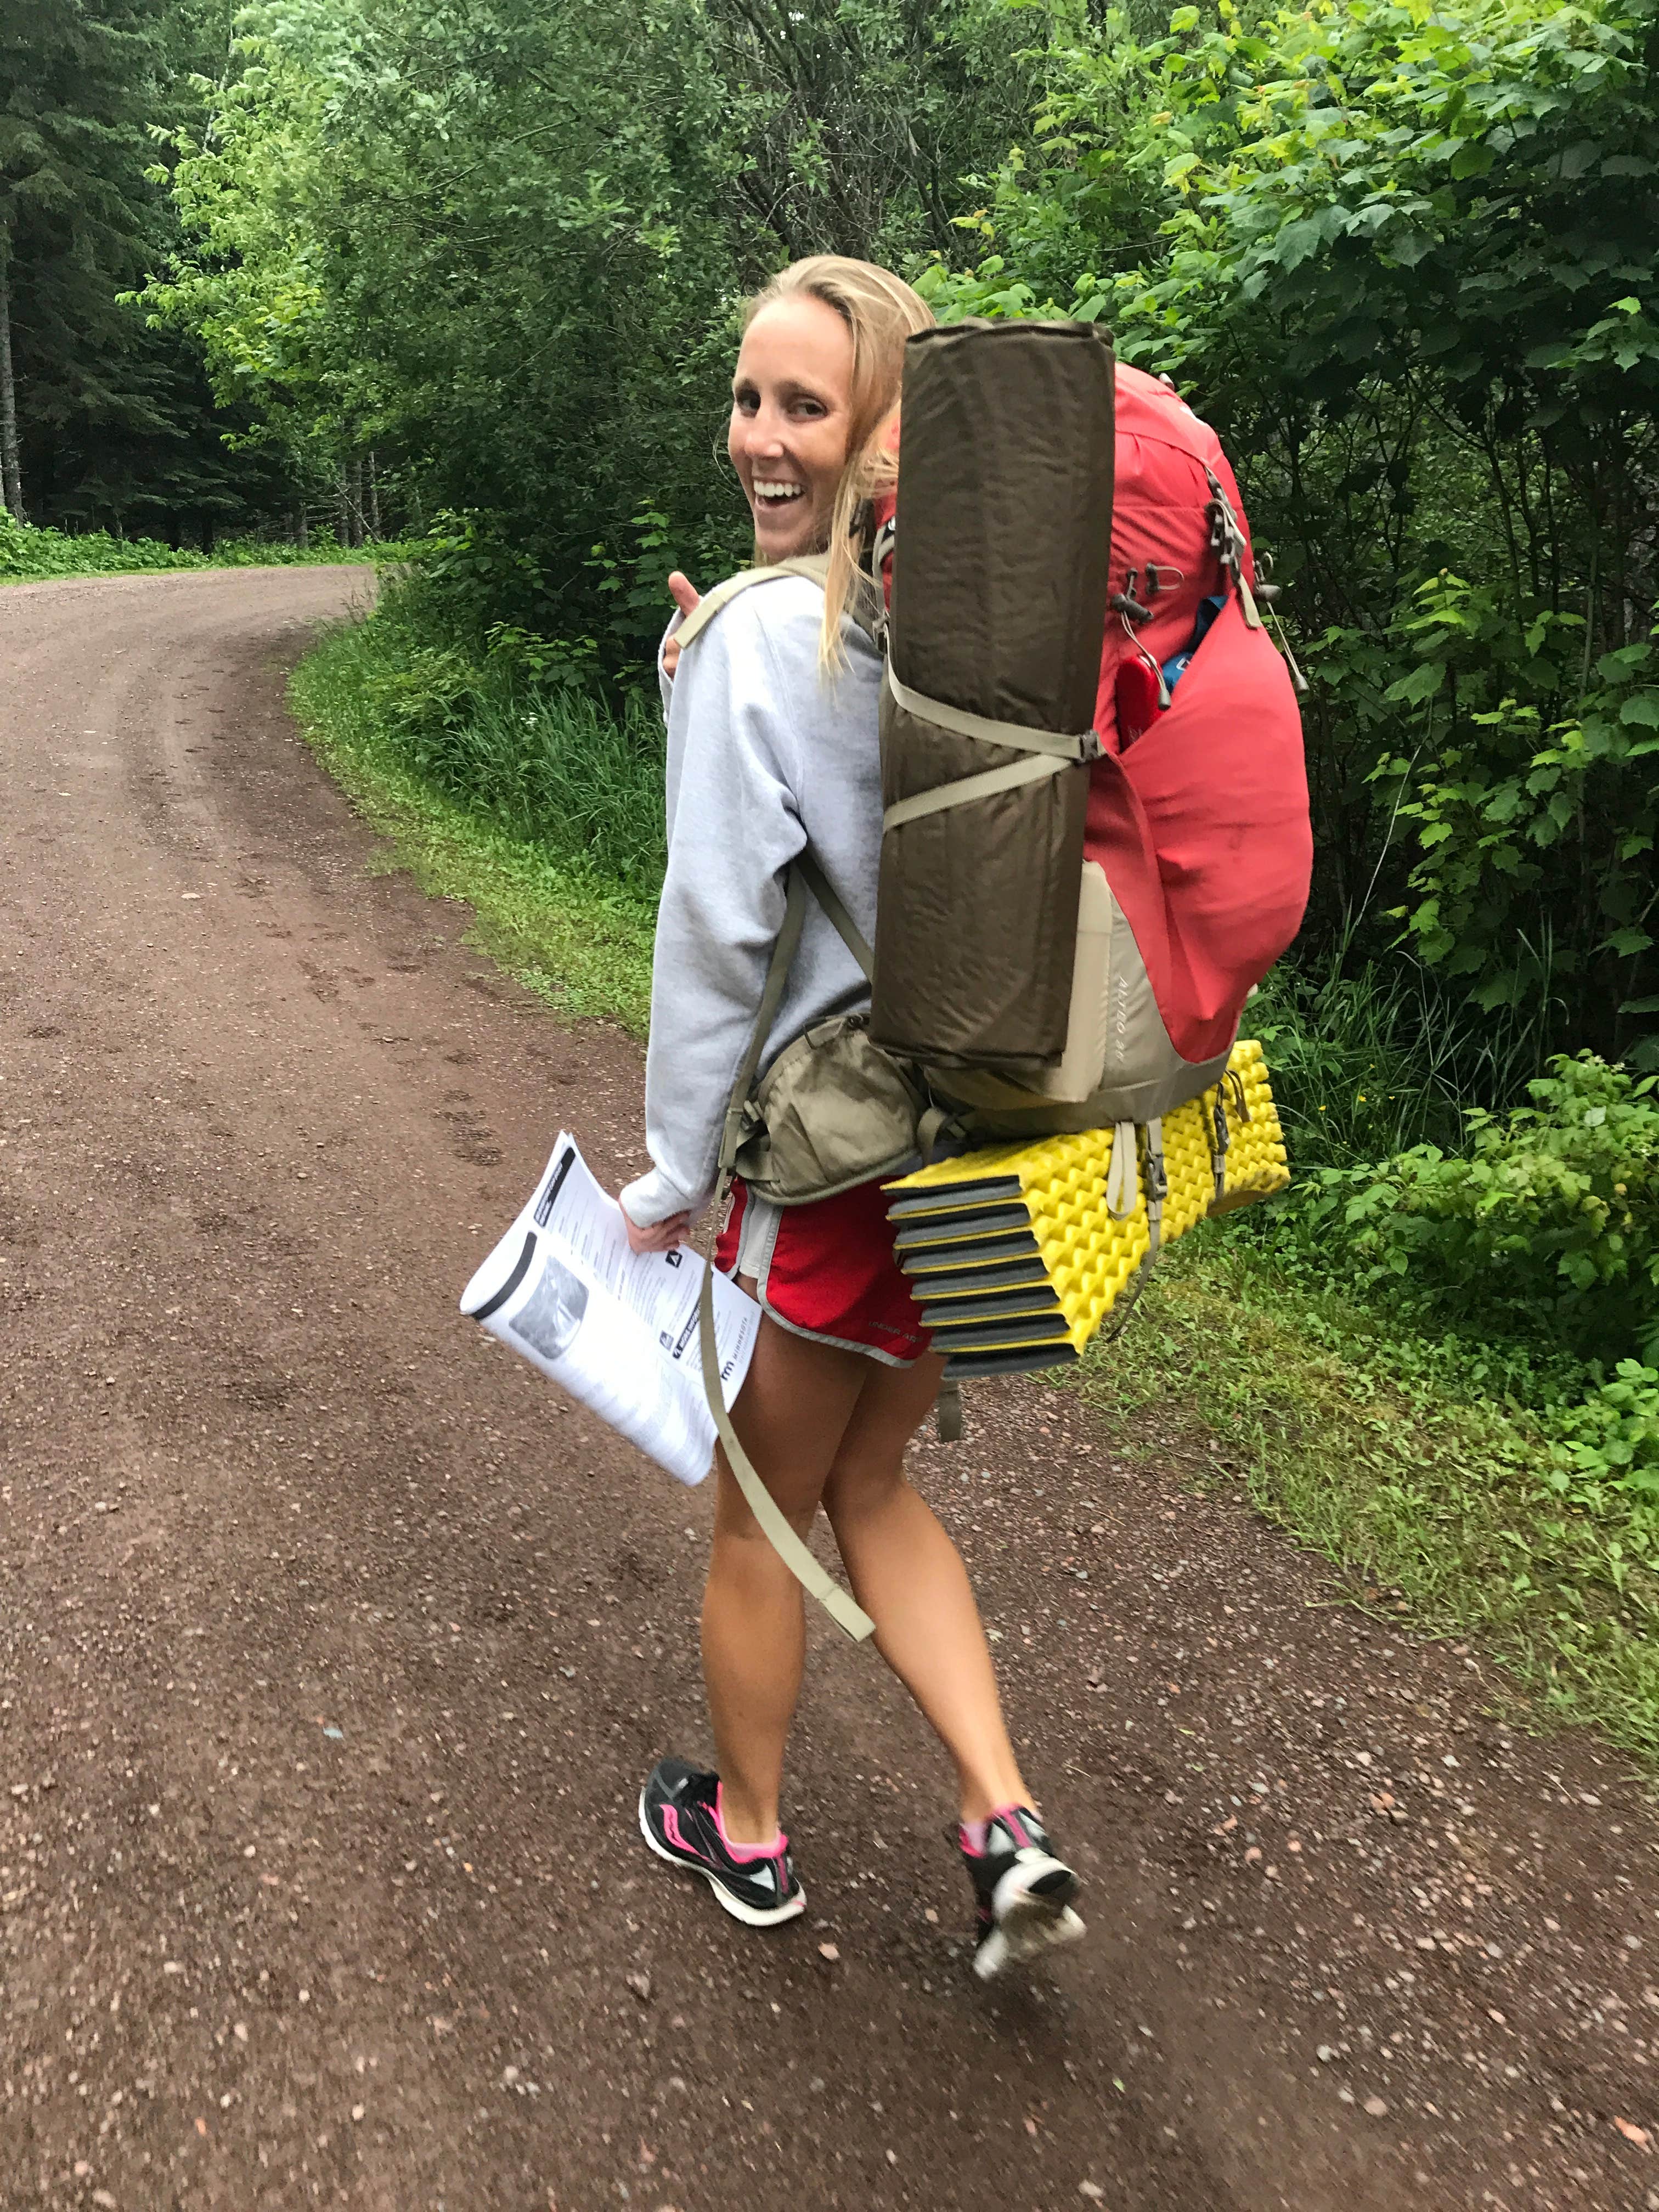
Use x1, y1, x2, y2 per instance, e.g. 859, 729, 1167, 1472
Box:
871, 319, 1116, 1071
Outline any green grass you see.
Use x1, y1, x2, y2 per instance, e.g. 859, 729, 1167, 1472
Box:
0, 513, 384, 585
1073, 1231, 1659, 1761
287, 618, 657, 1032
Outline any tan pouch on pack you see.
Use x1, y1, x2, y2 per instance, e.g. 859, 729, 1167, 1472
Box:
735, 1012, 927, 1206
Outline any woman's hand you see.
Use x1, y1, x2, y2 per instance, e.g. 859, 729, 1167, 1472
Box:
622, 1205, 692, 1255
659, 571, 702, 681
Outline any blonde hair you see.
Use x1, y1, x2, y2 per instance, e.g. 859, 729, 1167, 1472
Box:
742, 255, 935, 670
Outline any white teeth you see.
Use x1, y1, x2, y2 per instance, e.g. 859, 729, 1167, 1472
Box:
753, 481, 804, 501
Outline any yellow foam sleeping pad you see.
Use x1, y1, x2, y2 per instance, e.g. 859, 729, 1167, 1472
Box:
883, 1040, 1289, 1375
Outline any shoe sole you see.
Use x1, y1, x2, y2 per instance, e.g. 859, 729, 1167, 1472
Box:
973, 1858, 1085, 1983
637, 1791, 806, 1928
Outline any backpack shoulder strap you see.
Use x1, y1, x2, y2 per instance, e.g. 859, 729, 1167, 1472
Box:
794, 849, 873, 980
673, 555, 830, 654
674, 552, 883, 657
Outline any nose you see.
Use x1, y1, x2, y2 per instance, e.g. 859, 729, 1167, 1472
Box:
740, 399, 788, 459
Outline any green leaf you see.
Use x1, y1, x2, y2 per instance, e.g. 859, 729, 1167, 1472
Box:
1273, 217, 1324, 272
1386, 662, 1447, 706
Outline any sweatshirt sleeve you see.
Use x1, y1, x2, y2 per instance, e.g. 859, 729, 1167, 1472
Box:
619, 597, 805, 1228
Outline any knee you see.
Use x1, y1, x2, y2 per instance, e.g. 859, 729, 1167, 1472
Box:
822, 1451, 909, 1533
713, 1475, 819, 1549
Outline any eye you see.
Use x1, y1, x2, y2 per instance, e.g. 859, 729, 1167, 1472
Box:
732, 384, 759, 416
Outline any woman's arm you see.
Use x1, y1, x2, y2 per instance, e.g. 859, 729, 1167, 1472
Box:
619, 590, 806, 1232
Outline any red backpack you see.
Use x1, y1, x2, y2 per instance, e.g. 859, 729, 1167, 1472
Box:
872, 358, 1311, 1127
1085, 363, 1311, 1074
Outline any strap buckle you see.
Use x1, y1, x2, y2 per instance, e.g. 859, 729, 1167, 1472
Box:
1210, 1087, 1232, 1202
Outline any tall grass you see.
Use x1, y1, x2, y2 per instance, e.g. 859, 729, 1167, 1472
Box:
1248, 941, 1561, 1173
355, 599, 667, 896
399, 681, 666, 892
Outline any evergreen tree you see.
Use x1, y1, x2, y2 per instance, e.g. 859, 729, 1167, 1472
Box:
0, 0, 284, 538
0, 0, 165, 520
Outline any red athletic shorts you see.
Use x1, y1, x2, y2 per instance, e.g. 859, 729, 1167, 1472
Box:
714, 1174, 934, 1367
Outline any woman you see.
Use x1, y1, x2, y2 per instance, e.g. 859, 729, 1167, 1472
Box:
618, 256, 1083, 1982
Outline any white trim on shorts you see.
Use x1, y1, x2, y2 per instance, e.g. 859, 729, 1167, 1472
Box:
720, 1187, 924, 1370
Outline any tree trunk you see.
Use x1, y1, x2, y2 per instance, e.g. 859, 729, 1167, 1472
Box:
368, 448, 382, 541
343, 452, 365, 548
295, 500, 309, 551
0, 245, 26, 523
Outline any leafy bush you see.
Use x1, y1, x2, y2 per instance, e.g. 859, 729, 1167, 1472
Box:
0, 515, 206, 579
1314, 1053, 1659, 1361
1546, 1361, 1659, 1508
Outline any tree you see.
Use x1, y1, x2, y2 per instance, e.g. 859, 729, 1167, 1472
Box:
0, 0, 168, 520
703, 0, 1045, 271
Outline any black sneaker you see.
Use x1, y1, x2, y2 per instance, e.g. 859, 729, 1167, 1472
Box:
638, 1757, 805, 1928
961, 1806, 1084, 1982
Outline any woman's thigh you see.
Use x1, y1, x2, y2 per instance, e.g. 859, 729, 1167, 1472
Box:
718, 1301, 872, 1537
821, 1348, 948, 1515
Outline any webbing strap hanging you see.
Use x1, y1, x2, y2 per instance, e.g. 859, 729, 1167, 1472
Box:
1104, 1120, 1139, 1220
697, 860, 876, 1643
1099, 1118, 1167, 1347
1210, 1085, 1232, 1204
1204, 469, 1263, 631
697, 1261, 874, 1642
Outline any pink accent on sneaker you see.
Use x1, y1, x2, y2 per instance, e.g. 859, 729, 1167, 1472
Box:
714, 1784, 784, 1863
961, 1804, 1035, 1856
661, 1804, 691, 1854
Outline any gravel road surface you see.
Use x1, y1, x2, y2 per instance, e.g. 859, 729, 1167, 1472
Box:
3, 566, 1657, 2211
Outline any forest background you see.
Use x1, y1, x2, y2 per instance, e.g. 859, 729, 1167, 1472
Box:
7, 0, 1659, 1746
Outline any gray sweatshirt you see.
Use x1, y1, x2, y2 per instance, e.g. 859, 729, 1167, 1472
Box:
618, 574, 883, 1228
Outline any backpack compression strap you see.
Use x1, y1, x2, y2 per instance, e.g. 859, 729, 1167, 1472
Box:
880, 664, 1099, 831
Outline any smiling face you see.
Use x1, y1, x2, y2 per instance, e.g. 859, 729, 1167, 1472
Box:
728, 295, 856, 561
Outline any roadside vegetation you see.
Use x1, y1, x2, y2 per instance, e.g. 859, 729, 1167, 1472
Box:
0, 515, 377, 585
33, 0, 1656, 1752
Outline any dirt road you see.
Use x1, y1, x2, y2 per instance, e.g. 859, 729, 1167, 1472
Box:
2, 567, 1657, 2212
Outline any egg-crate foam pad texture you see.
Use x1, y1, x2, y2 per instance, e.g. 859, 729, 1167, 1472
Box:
883, 1040, 1287, 1359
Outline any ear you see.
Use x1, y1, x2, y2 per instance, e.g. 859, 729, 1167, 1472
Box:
881, 405, 902, 458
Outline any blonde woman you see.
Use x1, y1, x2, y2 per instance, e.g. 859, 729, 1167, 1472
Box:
619, 257, 1083, 1980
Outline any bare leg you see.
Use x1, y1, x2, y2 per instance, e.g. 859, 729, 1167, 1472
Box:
702, 1299, 1031, 1841
700, 1306, 868, 1843
821, 1361, 1030, 1825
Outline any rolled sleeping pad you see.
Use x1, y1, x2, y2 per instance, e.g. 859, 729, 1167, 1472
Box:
871, 319, 1116, 1070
